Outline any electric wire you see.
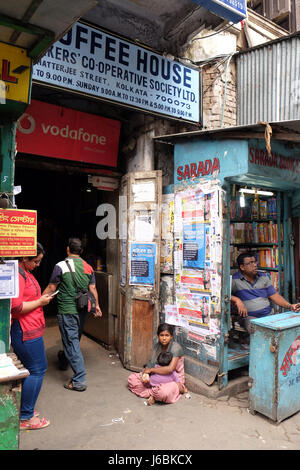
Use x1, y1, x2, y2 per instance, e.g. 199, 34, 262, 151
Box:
191, 22, 235, 41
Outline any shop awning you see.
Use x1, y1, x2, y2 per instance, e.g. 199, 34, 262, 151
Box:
153, 120, 300, 144
0, 0, 97, 62
155, 120, 300, 216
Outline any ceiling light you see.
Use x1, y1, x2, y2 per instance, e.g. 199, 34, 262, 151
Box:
239, 188, 274, 196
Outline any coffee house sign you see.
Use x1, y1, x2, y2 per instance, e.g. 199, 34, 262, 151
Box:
32, 22, 200, 124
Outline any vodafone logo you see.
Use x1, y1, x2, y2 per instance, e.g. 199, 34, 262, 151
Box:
16, 100, 120, 167
17, 113, 107, 146
17, 113, 36, 134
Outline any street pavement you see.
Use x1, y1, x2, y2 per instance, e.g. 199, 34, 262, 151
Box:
19, 319, 300, 453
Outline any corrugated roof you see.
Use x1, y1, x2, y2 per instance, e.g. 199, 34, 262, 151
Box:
154, 120, 300, 144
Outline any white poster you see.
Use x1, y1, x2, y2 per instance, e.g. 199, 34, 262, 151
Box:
0, 260, 19, 299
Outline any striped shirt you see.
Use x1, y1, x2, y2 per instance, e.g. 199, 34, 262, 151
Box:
231, 271, 277, 318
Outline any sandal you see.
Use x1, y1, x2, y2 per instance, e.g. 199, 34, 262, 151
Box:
20, 417, 50, 430
64, 382, 86, 392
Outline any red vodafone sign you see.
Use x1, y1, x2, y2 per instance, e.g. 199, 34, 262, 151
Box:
16, 100, 121, 167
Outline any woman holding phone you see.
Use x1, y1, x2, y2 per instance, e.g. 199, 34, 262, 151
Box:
11, 242, 54, 430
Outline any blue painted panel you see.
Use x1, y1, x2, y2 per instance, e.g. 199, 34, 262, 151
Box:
250, 312, 300, 422
249, 326, 277, 420
251, 312, 300, 331
248, 139, 300, 189
191, 0, 247, 24
162, 184, 174, 195
174, 139, 249, 186
277, 325, 300, 422
292, 190, 300, 217
174, 138, 300, 191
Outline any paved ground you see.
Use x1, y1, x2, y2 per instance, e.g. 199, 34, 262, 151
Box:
19, 320, 300, 452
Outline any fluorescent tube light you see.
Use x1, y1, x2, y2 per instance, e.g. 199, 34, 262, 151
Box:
239, 189, 274, 196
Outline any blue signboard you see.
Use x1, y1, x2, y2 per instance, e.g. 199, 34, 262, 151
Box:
191, 0, 247, 24
174, 137, 300, 191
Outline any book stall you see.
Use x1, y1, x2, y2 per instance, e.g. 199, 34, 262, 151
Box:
162, 132, 300, 392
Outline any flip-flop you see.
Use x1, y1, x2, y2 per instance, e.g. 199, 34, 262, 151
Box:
20, 417, 50, 430
64, 382, 86, 392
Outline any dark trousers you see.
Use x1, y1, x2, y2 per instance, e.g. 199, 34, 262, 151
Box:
237, 315, 256, 335
57, 313, 87, 386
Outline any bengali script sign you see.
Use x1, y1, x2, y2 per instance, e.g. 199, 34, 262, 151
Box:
0, 209, 37, 257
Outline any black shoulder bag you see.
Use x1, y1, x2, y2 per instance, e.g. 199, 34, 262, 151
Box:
65, 259, 96, 315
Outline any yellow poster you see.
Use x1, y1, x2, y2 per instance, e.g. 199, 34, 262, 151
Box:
0, 42, 32, 104
0, 209, 37, 256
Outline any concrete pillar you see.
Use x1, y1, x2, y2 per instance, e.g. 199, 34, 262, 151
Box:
126, 128, 155, 173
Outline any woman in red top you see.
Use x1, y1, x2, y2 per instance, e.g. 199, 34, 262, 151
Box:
11, 242, 54, 430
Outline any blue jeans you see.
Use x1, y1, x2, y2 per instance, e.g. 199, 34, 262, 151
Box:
57, 313, 87, 387
11, 321, 47, 420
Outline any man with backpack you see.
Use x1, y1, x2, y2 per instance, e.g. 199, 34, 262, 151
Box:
44, 237, 102, 391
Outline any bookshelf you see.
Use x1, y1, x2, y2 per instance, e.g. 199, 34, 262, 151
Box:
230, 190, 283, 292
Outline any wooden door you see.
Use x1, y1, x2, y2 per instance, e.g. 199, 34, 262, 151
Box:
118, 170, 162, 370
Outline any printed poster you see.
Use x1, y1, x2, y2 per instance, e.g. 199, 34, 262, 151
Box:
129, 242, 156, 286
0, 209, 37, 257
164, 304, 188, 328
0, 260, 19, 299
174, 184, 223, 339
183, 222, 206, 269
176, 292, 210, 326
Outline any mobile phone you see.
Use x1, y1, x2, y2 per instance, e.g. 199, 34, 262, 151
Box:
50, 290, 59, 297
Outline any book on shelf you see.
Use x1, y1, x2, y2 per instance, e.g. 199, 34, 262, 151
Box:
230, 196, 277, 220
230, 222, 283, 244
230, 245, 283, 269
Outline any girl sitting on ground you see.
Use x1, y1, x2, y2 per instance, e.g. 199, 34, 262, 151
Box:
128, 323, 187, 406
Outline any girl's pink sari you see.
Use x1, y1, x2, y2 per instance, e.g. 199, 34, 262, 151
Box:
128, 357, 185, 404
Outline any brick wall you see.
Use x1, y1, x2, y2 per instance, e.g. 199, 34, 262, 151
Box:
202, 58, 237, 130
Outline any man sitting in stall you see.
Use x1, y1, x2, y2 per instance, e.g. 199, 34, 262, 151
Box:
231, 252, 300, 347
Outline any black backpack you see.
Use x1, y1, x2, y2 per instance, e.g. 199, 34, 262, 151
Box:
65, 260, 96, 315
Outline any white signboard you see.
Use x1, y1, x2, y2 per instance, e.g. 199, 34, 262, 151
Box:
88, 175, 119, 191
33, 22, 200, 123
0, 260, 19, 299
